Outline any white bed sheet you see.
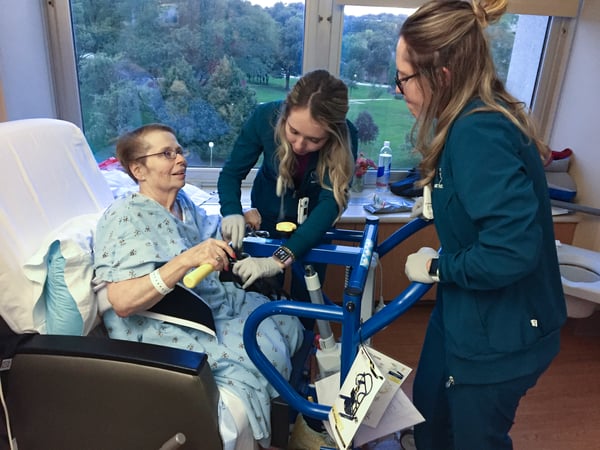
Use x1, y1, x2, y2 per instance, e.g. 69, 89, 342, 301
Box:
220, 388, 259, 450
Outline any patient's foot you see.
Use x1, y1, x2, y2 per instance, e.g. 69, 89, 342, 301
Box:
287, 413, 336, 450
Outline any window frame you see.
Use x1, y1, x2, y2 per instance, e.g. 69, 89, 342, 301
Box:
44, 0, 577, 186
334, 0, 581, 18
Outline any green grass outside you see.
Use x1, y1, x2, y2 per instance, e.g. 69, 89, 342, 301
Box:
249, 78, 421, 169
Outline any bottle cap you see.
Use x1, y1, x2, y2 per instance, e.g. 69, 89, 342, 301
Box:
383, 140, 390, 147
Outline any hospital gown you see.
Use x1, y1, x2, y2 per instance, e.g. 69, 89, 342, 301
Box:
94, 191, 304, 442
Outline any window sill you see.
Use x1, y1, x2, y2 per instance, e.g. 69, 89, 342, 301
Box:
190, 172, 580, 225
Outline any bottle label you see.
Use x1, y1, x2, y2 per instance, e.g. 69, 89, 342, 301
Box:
376, 153, 392, 190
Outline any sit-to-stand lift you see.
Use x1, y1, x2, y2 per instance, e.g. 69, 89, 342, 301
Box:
243, 216, 433, 447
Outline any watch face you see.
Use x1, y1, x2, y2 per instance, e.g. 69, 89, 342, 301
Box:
429, 258, 439, 276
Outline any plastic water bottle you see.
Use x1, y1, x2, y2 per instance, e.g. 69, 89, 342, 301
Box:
376, 140, 392, 192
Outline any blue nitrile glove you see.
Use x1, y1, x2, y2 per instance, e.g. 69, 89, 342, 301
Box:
405, 247, 439, 283
232, 257, 283, 289
221, 214, 246, 250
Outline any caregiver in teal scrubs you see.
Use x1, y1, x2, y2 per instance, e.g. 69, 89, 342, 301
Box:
399, 1, 567, 449
218, 70, 357, 294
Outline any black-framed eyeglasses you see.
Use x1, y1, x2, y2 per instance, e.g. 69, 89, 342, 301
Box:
136, 148, 189, 160
395, 70, 419, 95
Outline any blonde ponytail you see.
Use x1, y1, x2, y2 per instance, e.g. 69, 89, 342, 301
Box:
472, 0, 508, 28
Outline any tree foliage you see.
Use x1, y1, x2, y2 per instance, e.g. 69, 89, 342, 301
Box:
267, 2, 304, 90
72, 0, 516, 163
354, 110, 379, 145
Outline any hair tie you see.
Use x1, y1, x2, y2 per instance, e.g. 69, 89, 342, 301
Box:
472, 1, 489, 28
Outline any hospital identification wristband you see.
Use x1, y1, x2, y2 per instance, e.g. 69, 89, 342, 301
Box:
150, 268, 174, 295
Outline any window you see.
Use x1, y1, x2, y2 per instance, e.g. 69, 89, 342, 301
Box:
339, 6, 549, 169
341, 6, 421, 170
67, 0, 305, 170
46, 0, 577, 185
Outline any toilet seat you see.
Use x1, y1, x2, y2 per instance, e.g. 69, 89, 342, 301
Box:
556, 242, 600, 318
557, 243, 600, 303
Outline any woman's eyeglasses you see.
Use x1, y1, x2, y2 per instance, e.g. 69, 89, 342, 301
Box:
136, 148, 189, 160
395, 70, 419, 96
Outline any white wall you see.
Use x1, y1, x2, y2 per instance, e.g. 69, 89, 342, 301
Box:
0, 0, 55, 120
549, 0, 600, 251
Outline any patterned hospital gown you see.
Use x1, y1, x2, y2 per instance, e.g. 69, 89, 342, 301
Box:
94, 190, 304, 441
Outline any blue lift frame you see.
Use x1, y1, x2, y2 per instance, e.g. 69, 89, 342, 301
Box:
242, 216, 434, 422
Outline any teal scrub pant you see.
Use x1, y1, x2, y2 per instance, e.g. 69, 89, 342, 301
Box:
413, 304, 548, 450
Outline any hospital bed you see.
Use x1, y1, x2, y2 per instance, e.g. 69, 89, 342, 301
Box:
0, 118, 246, 450
0, 118, 432, 450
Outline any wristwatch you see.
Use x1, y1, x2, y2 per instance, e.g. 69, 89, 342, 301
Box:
429, 257, 440, 282
273, 245, 294, 266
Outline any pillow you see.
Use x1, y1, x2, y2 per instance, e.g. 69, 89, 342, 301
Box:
182, 182, 212, 205
100, 168, 211, 205
44, 240, 86, 335
100, 168, 137, 199
23, 213, 101, 335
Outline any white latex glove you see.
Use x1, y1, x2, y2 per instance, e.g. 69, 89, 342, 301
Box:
405, 247, 439, 283
410, 185, 434, 220
221, 214, 246, 250
410, 196, 424, 218
232, 257, 283, 289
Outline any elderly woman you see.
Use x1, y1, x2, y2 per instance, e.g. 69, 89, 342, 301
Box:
93, 123, 304, 445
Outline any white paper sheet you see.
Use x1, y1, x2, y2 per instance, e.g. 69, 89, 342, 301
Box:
315, 346, 425, 449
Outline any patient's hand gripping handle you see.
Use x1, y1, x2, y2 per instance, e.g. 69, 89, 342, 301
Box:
183, 243, 243, 288
183, 264, 213, 288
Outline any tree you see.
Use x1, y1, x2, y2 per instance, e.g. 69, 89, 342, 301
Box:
156, 96, 230, 165
354, 111, 379, 146
78, 53, 141, 155
227, 3, 279, 79
342, 13, 403, 85
202, 56, 257, 162
70, 0, 519, 166
341, 33, 369, 81
267, 2, 304, 88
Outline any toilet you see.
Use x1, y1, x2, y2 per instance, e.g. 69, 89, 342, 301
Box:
556, 241, 600, 318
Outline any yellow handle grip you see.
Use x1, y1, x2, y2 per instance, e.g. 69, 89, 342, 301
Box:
183, 263, 214, 288
276, 221, 297, 233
